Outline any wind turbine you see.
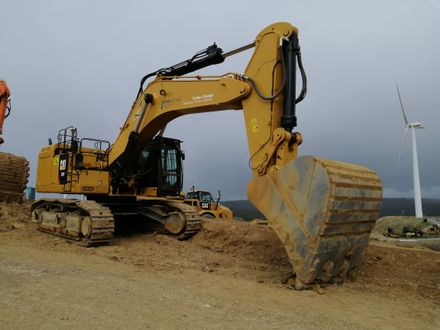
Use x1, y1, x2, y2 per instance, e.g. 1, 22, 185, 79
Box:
396, 83, 425, 218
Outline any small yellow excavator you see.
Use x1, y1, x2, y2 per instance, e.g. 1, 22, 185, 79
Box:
32, 22, 382, 287
0, 80, 29, 203
184, 188, 233, 219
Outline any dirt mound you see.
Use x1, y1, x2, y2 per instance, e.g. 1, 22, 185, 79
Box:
193, 220, 289, 266
0, 202, 31, 232
100, 219, 293, 284
350, 242, 440, 302
373, 216, 430, 235
371, 216, 440, 251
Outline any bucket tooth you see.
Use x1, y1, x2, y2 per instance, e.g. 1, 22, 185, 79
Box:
248, 155, 382, 286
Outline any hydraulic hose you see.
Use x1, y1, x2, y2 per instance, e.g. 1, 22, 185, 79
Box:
295, 51, 307, 104
242, 42, 307, 104
5, 100, 11, 118
136, 72, 157, 100
136, 44, 225, 101
242, 48, 287, 101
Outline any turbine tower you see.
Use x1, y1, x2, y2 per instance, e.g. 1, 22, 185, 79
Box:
396, 83, 425, 218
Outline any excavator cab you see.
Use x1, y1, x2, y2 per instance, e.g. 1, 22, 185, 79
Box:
135, 136, 183, 196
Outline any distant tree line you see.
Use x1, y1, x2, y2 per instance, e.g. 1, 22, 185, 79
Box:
223, 198, 440, 221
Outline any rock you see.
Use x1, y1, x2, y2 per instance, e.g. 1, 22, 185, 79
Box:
286, 277, 296, 288
314, 285, 325, 295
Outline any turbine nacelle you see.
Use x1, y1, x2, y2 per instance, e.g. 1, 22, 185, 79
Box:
409, 121, 424, 128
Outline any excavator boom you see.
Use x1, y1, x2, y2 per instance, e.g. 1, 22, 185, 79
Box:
33, 22, 382, 287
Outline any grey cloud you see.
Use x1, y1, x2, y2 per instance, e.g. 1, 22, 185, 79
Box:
1, 0, 439, 200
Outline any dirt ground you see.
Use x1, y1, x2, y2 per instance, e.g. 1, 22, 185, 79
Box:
0, 202, 439, 329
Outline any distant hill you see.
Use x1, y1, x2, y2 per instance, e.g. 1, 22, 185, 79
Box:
380, 198, 440, 217
223, 198, 440, 221
222, 200, 264, 220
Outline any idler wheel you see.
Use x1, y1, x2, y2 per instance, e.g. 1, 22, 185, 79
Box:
163, 212, 186, 235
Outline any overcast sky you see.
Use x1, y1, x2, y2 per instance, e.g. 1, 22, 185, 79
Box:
1, 0, 439, 200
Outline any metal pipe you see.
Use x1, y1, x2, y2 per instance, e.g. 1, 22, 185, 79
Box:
223, 42, 255, 58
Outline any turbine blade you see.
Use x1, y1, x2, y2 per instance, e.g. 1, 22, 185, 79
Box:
396, 82, 409, 125
397, 124, 409, 166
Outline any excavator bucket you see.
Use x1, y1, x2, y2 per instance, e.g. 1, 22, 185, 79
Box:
248, 155, 382, 288
0, 152, 29, 203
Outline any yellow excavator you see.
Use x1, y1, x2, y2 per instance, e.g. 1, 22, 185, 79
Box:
0, 80, 29, 203
32, 22, 382, 287
184, 188, 233, 219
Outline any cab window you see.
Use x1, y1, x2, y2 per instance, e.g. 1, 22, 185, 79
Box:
186, 192, 198, 199
200, 192, 213, 202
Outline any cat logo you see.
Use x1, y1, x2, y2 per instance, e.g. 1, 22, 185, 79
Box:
59, 159, 67, 171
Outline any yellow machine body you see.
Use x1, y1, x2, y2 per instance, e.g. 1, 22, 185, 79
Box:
34, 22, 383, 286
184, 190, 234, 219
36, 144, 109, 194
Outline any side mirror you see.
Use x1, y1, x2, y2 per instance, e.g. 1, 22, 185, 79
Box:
181, 150, 186, 160
48, 138, 53, 145
214, 190, 222, 211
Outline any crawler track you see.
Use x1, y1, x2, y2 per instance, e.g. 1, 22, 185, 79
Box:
31, 199, 115, 246
32, 198, 202, 245
170, 202, 203, 240
178, 216, 202, 240
137, 200, 202, 240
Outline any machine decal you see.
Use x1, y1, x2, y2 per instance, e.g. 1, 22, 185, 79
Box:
183, 94, 214, 106
161, 98, 181, 110
59, 159, 67, 171
58, 153, 68, 184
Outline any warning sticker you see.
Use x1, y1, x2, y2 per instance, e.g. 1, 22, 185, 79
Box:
251, 118, 258, 133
